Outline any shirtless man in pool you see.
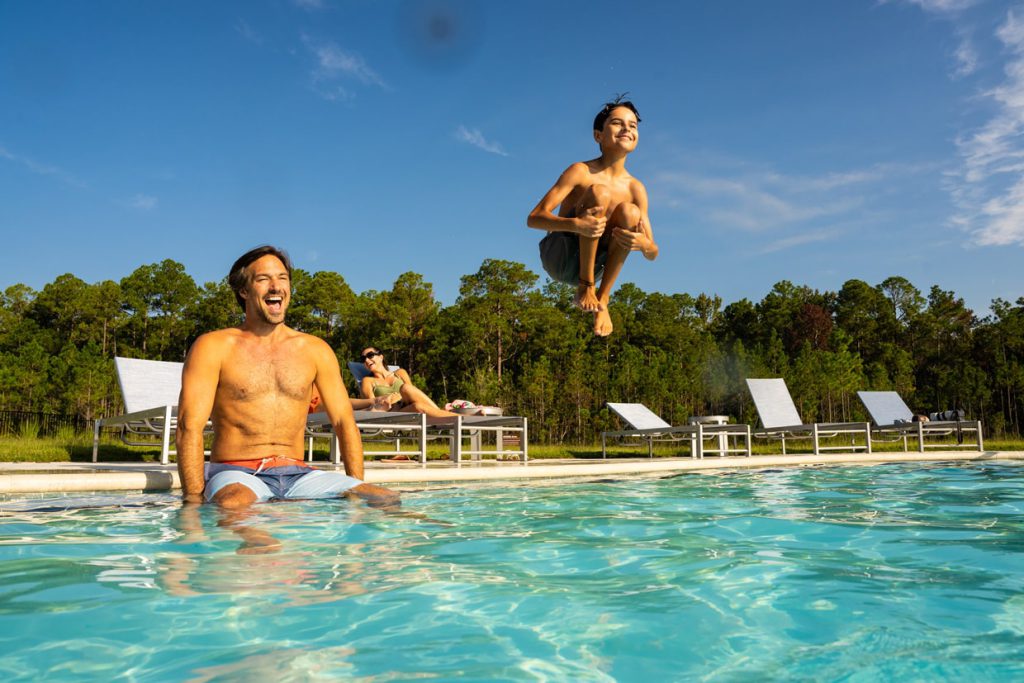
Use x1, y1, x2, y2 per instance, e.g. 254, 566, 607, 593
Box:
176, 245, 398, 509
528, 95, 659, 337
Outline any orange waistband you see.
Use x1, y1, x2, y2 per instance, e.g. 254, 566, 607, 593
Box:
216, 456, 310, 470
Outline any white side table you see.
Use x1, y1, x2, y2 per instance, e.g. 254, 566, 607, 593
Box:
689, 415, 730, 455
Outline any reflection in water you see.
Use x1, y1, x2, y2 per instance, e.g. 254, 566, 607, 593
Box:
186, 645, 357, 683
158, 500, 453, 604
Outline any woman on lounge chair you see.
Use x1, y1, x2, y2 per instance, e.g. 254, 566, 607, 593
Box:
358, 347, 456, 418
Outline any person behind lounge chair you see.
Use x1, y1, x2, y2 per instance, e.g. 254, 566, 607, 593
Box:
527, 95, 659, 337
358, 347, 456, 418
176, 245, 399, 509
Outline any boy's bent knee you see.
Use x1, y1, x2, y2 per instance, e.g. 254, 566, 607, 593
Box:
611, 202, 641, 228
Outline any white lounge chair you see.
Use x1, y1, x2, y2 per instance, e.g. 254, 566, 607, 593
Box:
857, 391, 984, 452
92, 357, 200, 465
601, 402, 751, 459
746, 378, 871, 455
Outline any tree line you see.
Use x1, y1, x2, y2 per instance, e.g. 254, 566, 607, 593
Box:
1, 258, 1021, 443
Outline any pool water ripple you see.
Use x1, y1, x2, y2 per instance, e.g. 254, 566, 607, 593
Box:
1, 463, 1023, 681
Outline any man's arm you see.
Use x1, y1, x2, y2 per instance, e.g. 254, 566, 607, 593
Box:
314, 341, 365, 480
613, 180, 659, 260
527, 163, 606, 237
176, 334, 222, 503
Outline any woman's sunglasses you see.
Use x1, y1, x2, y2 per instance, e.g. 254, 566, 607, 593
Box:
361, 351, 381, 361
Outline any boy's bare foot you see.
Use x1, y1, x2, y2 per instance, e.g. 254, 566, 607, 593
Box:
575, 279, 601, 312
594, 303, 613, 337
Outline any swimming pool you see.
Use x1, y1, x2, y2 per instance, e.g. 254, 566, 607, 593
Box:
1, 462, 1023, 681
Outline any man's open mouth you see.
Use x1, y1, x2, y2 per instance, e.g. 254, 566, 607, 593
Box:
265, 295, 284, 312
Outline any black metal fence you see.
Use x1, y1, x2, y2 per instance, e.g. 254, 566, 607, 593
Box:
0, 410, 90, 438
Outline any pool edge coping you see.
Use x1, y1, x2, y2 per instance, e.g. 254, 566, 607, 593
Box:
1, 451, 1021, 493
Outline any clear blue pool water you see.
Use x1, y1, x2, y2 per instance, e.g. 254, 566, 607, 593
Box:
1, 462, 1024, 681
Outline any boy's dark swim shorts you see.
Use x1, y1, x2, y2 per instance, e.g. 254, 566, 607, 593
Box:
539, 231, 608, 285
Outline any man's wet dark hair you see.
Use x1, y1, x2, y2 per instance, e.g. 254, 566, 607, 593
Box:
228, 245, 293, 312
593, 93, 641, 132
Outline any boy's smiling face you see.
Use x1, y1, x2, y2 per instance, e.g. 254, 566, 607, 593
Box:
594, 106, 639, 153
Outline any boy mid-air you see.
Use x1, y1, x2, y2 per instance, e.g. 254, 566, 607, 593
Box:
528, 96, 659, 337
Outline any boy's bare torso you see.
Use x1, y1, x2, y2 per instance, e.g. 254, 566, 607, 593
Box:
206, 327, 317, 462
557, 160, 641, 221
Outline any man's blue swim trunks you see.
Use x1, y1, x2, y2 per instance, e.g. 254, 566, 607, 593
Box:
204, 456, 362, 503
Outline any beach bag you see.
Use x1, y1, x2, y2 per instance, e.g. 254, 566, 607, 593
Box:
929, 408, 966, 444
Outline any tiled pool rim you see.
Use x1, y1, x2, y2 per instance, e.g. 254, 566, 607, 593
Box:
1, 451, 1022, 494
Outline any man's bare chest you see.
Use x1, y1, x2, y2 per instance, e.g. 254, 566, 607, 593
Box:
219, 349, 313, 403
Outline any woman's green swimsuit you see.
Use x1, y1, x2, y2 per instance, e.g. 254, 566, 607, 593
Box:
372, 375, 405, 398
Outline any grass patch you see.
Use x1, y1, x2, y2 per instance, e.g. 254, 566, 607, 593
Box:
0, 434, 166, 463
1, 427, 177, 463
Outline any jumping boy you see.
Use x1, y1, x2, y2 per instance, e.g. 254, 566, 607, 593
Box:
528, 95, 659, 337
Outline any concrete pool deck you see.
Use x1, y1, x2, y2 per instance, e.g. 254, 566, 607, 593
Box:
1, 450, 1022, 494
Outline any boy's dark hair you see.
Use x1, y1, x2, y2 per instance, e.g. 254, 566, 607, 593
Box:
228, 245, 293, 312
593, 93, 641, 132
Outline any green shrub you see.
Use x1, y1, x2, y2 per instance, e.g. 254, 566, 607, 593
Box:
55, 424, 83, 445
17, 418, 40, 440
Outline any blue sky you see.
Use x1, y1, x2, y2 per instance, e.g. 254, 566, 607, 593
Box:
1, 0, 1022, 314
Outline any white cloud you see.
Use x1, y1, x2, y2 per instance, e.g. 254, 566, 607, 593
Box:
762, 167, 889, 192
312, 83, 352, 102
997, 7, 1024, 49
890, 2, 982, 80
234, 20, 262, 45
758, 229, 840, 254
653, 163, 913, 233
975, 175, 1024, 245
0, 145, 86, 188
950, 9, 1024, 246
454, 125, 508, 156
952, 37, 979, 78
303, 35, 388, 92
124, 194, 158, 211
894, 0, 980, 14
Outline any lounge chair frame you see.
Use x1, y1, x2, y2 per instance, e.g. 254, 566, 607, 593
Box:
307, 410, 529, 464
601, 403, 751, 459
856, 391, 984, 452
